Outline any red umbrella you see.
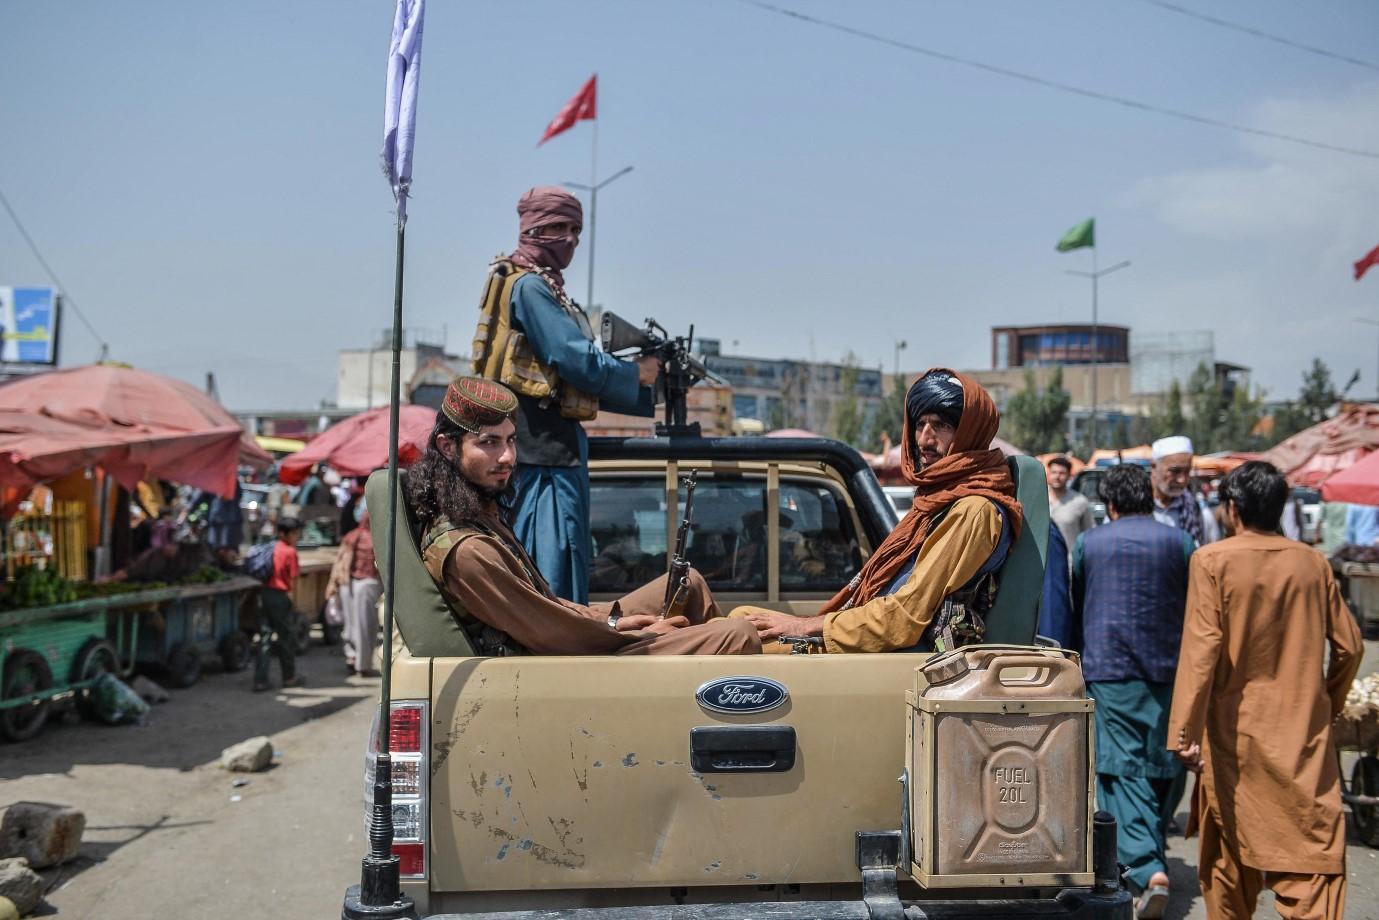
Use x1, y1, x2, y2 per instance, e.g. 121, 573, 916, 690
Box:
0, 364, 270, 469
1321, 449, 1379, 505
278, 404, 436, 485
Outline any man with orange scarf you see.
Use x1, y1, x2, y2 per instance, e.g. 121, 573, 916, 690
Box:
742, 370, 1023, 652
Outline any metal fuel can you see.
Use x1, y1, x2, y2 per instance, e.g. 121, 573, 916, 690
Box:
905, 645, 1095, 889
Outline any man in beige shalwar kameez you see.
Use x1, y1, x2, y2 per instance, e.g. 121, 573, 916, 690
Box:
1169, 461, 1363, 920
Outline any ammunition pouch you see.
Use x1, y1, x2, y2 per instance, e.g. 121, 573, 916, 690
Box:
471, 258, 599, 421
420, 518, 530, 658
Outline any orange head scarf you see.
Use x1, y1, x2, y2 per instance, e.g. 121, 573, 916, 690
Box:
823, 368, 1023, 613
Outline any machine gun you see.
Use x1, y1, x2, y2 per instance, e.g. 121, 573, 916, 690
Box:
661, 471, 697, 619
600, 312, 709, 437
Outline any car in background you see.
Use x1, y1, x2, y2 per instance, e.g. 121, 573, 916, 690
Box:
882, 485, 914, 517
1294, 486, 1321, 543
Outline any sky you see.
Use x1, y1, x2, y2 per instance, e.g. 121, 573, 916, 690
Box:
3, 0, 1378, 411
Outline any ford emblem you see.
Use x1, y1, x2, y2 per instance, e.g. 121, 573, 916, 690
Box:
695, 676, 789, 715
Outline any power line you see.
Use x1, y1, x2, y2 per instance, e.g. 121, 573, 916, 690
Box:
1136, 0, 1379, 72
0, 186, 109, 360
734, 0, 1379, 160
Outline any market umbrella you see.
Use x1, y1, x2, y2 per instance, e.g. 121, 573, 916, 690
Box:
0, 364, 270, 470
277, 404, 436, 485
1262, 403, 1379, 487
1321, 449, 1379, 505
0, 408, 244, 504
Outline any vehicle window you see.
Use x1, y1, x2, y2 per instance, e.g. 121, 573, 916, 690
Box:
680, 477, 770, 593
588, 474, 862, 596
1075, 472, 1102, 502
777, 480, 862, 593
588, 478, 667, 593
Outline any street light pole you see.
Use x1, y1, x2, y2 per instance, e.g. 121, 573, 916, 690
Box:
565, 165, 633, 309
893, 339, 908, 378
1066, 259, 1130, 450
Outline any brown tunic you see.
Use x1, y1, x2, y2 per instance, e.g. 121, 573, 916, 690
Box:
1167, 531, 1364, 874
440, 517, 760, 656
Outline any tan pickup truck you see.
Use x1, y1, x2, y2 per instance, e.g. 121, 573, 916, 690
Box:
342, 435, 1130, 920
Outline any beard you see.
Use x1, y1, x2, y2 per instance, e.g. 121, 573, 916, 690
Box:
407, 446, 516, 532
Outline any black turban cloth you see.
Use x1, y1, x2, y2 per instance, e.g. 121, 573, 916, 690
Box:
906, 371, 964, 431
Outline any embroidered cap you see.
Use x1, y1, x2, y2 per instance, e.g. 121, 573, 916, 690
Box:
441, 376, 519, 432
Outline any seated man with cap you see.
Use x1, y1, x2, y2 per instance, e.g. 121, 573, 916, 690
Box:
1150, 436, 1217, 545
738, 370, 1023, 653
403, 376, 760, 657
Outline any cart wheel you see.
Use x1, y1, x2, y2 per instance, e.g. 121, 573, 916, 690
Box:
165, 643, 203, 689
293, 610, 312, 655
70, 639, 120, 721
1, 649, 54, 742
1353, 755, 1379, 848
219, 632, 251, 673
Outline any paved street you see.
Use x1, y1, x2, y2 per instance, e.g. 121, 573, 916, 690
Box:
0, 643, 376, 919
0, 640, 1376, 919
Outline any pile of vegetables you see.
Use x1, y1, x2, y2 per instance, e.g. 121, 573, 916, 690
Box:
0, 566, 78, 608
1, 563, 232, 610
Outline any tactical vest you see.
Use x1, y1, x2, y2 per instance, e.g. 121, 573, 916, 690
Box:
471, 258, 599, 421
419, 517, 530, 657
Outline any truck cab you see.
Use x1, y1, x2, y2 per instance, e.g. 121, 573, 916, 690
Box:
345, 435, 1129, 920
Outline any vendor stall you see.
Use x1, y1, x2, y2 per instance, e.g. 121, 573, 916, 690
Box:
0, 574, 260, 740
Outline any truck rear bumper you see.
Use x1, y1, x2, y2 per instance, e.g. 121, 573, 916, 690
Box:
415, 886, 1132, 920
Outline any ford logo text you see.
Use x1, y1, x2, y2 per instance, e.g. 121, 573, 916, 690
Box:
695, 676, 789, 715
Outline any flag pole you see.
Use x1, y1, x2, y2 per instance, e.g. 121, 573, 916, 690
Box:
1090, 244, 1098, 452
586, 112, 598, 309
351, 0, 421, 915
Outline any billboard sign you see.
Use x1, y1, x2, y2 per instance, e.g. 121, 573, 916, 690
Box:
0, 286, 60, 365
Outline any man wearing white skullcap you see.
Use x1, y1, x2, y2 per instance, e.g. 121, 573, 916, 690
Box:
1150, 436, 1217, 545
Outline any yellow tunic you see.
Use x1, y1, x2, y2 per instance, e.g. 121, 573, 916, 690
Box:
1168, 531, 1363, 874
823, 496, 1002, 653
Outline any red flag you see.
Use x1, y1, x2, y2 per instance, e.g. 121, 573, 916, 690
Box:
1357, 244, 1379, 281
538, 75, 597, 146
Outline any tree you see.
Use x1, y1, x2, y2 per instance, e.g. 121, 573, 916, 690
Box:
869, 372, 908, 454
1271, 358, 1339, 441
1174, 362, 1264, 453
1002, 367, 1070, 455
830, 354, 865, 447
1146, 379, 1187, 442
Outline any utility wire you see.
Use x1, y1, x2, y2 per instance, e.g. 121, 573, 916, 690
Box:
0, 186, 109, 360
1136, 0, 1379, 73
734, 0, 1379, 160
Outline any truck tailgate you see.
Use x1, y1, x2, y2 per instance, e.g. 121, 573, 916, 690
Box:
428, 654, 920, 892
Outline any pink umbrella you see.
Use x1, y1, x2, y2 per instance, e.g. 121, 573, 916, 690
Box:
0, 363, 269, 470
278, 404, 437, 485
0, 409, 243, 500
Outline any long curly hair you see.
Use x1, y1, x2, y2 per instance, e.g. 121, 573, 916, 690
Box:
406, 416, 515, 532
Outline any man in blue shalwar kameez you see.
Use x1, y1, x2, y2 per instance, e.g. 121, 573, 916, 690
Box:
1071, 463, 1194, 919
472, 187, 658, 603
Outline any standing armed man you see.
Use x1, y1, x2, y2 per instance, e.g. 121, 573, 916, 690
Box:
471, 187, 658, 603
1169, 461, 1363, 920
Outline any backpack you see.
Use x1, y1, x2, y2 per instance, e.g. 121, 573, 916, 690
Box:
243, 540, 278, 582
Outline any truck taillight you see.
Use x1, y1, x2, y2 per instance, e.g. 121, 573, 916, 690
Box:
366, 701, 428, 880
389, 705, 423, 752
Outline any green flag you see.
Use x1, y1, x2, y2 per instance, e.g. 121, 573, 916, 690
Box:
1056, 218, 1095, 252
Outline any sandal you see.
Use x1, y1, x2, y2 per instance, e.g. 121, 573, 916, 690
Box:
1136, 884, 1169, 919
252, 683, 272, 693
281, 677, 305, 689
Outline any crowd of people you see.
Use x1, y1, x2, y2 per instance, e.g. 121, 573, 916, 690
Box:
1036, 440, 1365, 919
